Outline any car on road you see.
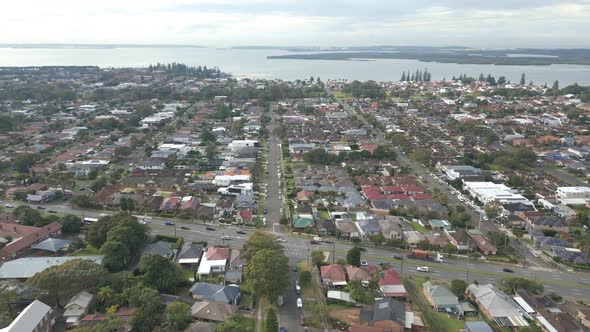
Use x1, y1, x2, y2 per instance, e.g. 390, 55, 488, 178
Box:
4, 204, 14, 208
358, 247, 367, 252
416, 266, 429, 272
164, 221, 175, 226
360, 260, 368, 266
264, 208, 268, 214
99, 213, 109, 217
280, 327, 286, 332
296, 298, 303, 309
392, 255, 403, 260
310, 240, 320, 245
221, 235, 231, 240
36, 206, 46, 210
502, 268, 514, 273
206, 226, 216, 231
236, 230, 246, 235
277, 237, 286, 243
48, 210, 57, 213
323, 239, 333, 244
180, 226, 189, 230
292, 265, 298, 272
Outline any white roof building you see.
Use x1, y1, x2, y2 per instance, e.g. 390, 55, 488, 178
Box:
463, 182, 531, 205
556, 186, 590, 205
0, 300, 53, 332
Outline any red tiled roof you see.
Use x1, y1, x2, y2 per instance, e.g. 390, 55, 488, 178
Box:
207, 246, 230, 261
378, 268, 403, 286
320, 264, 347, 282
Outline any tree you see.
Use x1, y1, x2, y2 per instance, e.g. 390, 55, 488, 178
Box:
299, 271, 312, 286
265, 307, 278, 332
90, 177, 107, 192
58, 214, 83, 233
101, 241, 131, 272
27, 259, 106, 307
97, 286, 114, 307
311, 250, 325, 267
501, 277, 543, 295
483, 201, 502, 219
85, 215, 121, 248
139, 254, 183, 293
128, 285, 164, 332
400, 72, 406, 81
163, 302, 192, 331
242, 230, 283, 261
346, 247, 361, 267
576, 233, 590, 265
12, 205, 42, 226
520, 73, 526, 86
450, 279, 467, 300
13, 153, 37, 173
244, 248, 289, 302
368, 234, 385, 246
552, 80, 559, 91
412, 148, 432, 166
218, 315, 254, 332
418, 240, 433, 251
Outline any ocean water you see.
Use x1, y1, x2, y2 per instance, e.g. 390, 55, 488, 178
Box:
1, 47, 589, 86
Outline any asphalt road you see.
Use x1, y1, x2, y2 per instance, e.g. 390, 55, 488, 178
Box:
265, 113, 285, 233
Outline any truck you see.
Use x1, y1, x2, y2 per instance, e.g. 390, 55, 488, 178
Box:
407, 250, 443, 263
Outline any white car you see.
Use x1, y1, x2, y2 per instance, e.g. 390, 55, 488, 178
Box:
416, 266, 429, 272
221, 235, 231, 240
4, 204, 14, 208
360, 260, 368, 266
296, 298, 303, 309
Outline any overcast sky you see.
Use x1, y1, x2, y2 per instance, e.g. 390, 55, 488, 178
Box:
2, 0, 589, 48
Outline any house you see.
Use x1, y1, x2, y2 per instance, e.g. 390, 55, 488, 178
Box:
378, 269, 406, 298
0, 300, 53, 332
326, 290, 356, 304
466, 284, 529, 328
576, 307, 590, 329
160, 195, 182, 213
346, 266, 374, 284
143, 241, 175, 259
197, 247, 229, 277
464, 321, 494, 332
403, 231, 425, 248
471, 234, 498, 256
0, 222, 62, 260
356, 219, 381, 238
537, 309, 583, 332
63, 291, 94, 327
0, 256, 103, 280
235, 209, 253, 223
228, 249, 244, 270
188, 283, 241, 304
448, 230, 477, 253
320, 264, 347, 287
359, 297, 408, 332
136, 159, 166, 170
422, 281, 459, 312
292, 215, 314, 231
191, 301, 237, 323
377, 219, 403, 240
427, 219, 452, 232
177, 243, 204, 265
178, 196, 199, 212
186, 322, 218, 332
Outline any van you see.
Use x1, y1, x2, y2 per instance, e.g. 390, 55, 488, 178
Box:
313, 236, 322, 242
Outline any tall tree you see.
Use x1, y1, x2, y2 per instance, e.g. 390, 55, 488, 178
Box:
242, 230, 283, 261
311, 250, 325, 267
400, 72, 406, 82
163, 302, 192, 331
244, 248, 289, 302
127, 285, 164, 332
27, 259, 106, 307
552, 80, 559, 91
520, 73, 526, 86
139, 254, 183, 293
346, 247, 361, 267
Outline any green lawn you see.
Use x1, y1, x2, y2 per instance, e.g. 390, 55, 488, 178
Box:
409, 221, 428, 233
318, 210, 331, 220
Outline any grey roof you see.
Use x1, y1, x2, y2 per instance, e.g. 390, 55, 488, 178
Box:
423, 281, 459, 307
0, 256, 103, 279
186, 322, 218, 332
0, 300, 51, 332
372, 298, 406, 325
66, 291, 94, 309
143, 241, 175, 259
177, 243, 204, 263
224, 269, 243, 284
31, 238, 72, 252
465, 321, 494, 332
188, 283, 240, 304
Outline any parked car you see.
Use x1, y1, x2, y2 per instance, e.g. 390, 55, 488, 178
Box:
392, 255, 403, 260
280, 327, 286, 332
236, 230, 246, 235
164, 221, 175, 226
310, 240, 320, 245
296, 298, 303, 309
48, 210, 57, 213
221, 235, 231, 240
360, 260, 368, 266
323, 239, 333, 244
503, 268, 514, 273
292, 265, 298, 272
4, 204, 14, 208
206, 226, 216, 231
416, 266, 429, 272
36, 206, 46, 210
180, 226, 189, 230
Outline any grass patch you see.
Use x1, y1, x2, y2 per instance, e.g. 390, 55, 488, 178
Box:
409, 221, 428, 233
408, 276, 465, 332
73, 245, 100, 256
318, 210, 330, 220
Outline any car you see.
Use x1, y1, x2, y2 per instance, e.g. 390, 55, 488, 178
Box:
358, 247, 367, 252
296, 298, 303, 309
4, 204, 14, 208
236, 230, 246, 235
280, 328, 286, 332
503, 268, 514, 273
99, 213, 109, 217
180, 226, 189, 230
360, 260, 368, 266
277, 237, 286, 243
206, 226, 216, 231
221, 235, 231, 240
392, 255, 403, 260
310, 240, 320, 245
264, 208, 268, 214
292, 265, 298, 272
532, 252, 540, 258
164, 221, 175, 226
36, 206, 46, 210
48, 210, 57, 213
323, 239, 333, 244
416, 266, 429, 272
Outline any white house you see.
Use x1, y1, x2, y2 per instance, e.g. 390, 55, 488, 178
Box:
197, 247, 229, 277
228, 140, 258, 152
556, 187, 590, 205
63, 291, 94, 327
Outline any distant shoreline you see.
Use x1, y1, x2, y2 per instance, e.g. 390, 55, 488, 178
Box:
0, 43, 206, 49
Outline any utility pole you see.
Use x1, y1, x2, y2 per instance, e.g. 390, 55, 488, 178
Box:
332, 241, 335, 264
400, 257, 404, 277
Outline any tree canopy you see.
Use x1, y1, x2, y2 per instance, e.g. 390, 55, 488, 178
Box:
139, 254, 184, 293
346, 247, 362, 267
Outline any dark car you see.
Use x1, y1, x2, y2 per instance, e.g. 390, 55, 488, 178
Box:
358, 247, 367, 252
310, 240, 320, 245
236, 230, 246, 235
503, 268, 514, 273
392, 255, 403, 260
323, 240, 333, 244
180, 226, 189, 230
206, 226, 216, 231
164, 221, 175, 226
292, 265, 298, 272
36, 206, 46, 210
48, 210, 57, 213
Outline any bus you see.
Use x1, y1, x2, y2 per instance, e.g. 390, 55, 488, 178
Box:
84, 217, 99, 224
